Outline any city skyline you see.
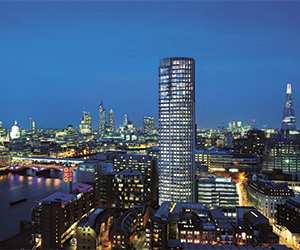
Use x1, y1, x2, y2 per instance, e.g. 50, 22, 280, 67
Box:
1, 2, 300, 249
0, 2, 299, 129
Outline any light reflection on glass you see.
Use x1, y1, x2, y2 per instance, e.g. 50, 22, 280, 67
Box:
54, 179, 61, 188
45, 178, 51, 187
19, 175, 24, 182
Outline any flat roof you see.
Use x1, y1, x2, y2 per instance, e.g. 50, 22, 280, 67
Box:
72, 183, 93, 193
154, 202, 208, 221
40, 192, 76, 204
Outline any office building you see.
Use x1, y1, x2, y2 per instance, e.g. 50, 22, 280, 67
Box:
263, 138, 300, 178
246, 177, 294, 220
99, 101, 106, 134
79, 111, 92, 135
282, 83, 296, 132
195, 148, 259, 172
158, 57, 196, 203
277, 196, 300, 233
123, 113, 128, 127
143, 116, 155, 136
197, 175, 239, 208
76, 159, 115, 208
234, 129, 266, 158
276, 197, 300, 249
108, 108, 115, 132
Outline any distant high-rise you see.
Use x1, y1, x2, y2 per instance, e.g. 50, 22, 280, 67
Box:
143, 116, 155, 136
123, 114, 128, 127
108, 108, 115, 132
99, 101, 106, 133
29, 117, 36, 133
158, 57, 196, 204
79, 112, 92, 135
282, 83, 296, 131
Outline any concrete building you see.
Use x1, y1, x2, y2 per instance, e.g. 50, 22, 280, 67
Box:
32, 183, 94, 249
247, 177, 294, 220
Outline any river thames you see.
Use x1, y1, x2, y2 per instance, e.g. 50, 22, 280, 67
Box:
0, 174, 67, 240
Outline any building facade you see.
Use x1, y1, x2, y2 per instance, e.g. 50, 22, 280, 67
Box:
99, 102, 106, 134
108, 108, 115, 132
143, 116, 156, 136
113, 154, 158, 207
263, 138, 300, 178
197, 175, 239, 208
32, 184, 94, 249
158, 57, 196, 203
79, 112, 92, 135
247, 177, 294, 220
113, 169, 145, 209
282, 83, 296, 132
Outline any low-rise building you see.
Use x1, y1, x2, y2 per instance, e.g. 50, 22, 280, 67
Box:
197, 175, 239, 208
247, 177, 294, 220
32, 183, 94, 249
195, 148, 259, 172
75, 208, 104, 250
235, 207, 278, 246
276, 196, 300, 249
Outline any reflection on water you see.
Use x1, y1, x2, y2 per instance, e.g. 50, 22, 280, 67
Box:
0, 174, 65, 240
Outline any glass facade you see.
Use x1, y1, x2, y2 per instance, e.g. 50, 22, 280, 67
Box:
264, 139, 300, 175
197, 176, 239, 208
158, 57, 196, 203
282, 83, 296, 131
99, 102, 106, 134
79, 112, 92, 135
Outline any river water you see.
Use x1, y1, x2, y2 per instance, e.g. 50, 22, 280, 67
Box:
0, 174, 67, 240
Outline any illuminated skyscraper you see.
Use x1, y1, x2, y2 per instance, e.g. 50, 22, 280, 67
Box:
123, 114, 128, 127
99, 101, 106, 134
108, 108, 115, 132
282, 83, 296, 132
79, 112, 92, 135
29, 117, 36, 133
143, 116, 155, 136
158, 57, 196, 204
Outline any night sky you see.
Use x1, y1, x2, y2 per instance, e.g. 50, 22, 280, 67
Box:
0, 2, 299, 129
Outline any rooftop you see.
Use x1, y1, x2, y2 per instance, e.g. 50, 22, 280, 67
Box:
116, 168, 142, 177
287, 196, 300, 207
154, 202, 208, 222
79, 208, 104, 228
114, 153, 153, 161
72, 182, 93, 193
39, 192, 76, 205
168, 240, 286, 249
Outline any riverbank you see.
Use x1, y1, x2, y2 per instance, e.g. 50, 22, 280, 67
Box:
0, 221, 32, 249
0, 174, 63, 240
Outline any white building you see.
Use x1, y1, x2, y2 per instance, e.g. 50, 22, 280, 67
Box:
10, 121, 21, 140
